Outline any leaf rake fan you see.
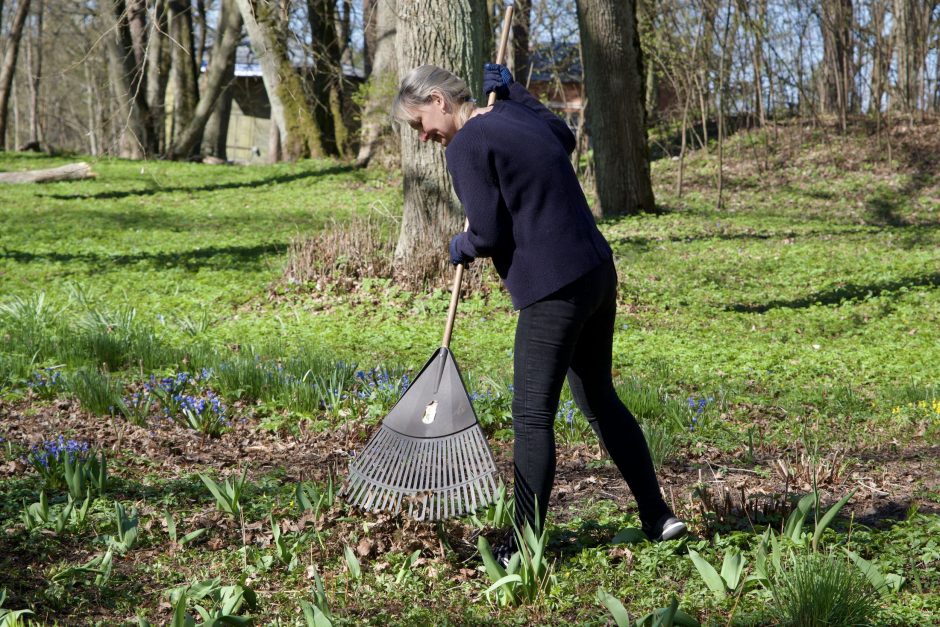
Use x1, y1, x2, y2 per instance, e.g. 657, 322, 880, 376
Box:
341, 5, 516, 521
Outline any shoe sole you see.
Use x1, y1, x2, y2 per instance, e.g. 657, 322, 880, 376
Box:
658, 520, 688, 541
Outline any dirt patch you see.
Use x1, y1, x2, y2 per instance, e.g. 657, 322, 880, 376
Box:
2, 397, 937, 556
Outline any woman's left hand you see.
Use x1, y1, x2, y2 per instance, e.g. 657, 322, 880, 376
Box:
449, 233, 475, 266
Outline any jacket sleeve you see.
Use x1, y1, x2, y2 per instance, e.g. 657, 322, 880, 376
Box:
445, 125, 503, 260
507, 82, 576, 154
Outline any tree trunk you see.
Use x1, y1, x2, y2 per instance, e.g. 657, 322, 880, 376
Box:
168, 0, 200, 154
82, 61, 100, 156
308, 0, 347, 156
356, 0, 398, 166
146, 0, 171, 154
511, 0, 531, 84
202, 81, 235, 160
0, 0, 32, 148
891, 0, 936, 116
168, 0, 242, 159
25, 0, 43, 145
869, 0, 891, 114
394, 0, 486, 259
101, 0, 152, 158
819, 0, 855, 127
196, 0, 209, 69
575, 0, 655, 216
236, 0, 326, 160
737, 0, 766, 126
637, 0, 657, 118
363, 0, 377, 76
127, 0, 148, 69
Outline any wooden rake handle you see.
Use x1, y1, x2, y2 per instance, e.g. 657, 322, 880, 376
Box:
442, 3, 514, 349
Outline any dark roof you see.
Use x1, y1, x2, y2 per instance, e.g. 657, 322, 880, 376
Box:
528, 42, 582, 82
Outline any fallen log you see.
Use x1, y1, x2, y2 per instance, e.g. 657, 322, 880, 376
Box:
0, 162, 96, 184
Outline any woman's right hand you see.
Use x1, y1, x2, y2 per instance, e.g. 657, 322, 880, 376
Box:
483, 63, 514, 100
449, 233, 475, 266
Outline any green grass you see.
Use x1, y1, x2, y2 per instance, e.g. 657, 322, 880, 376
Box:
1, 123, 938, 624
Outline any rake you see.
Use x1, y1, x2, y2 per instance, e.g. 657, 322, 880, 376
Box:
341, 6, 515, 521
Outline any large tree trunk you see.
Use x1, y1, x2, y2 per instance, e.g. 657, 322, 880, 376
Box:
101, 0, 152, 158
356, 0, 398, 167
168, 0, 200, 154
167, 0, 242, 159
0, 0, 32, 149
236, 0, 326, 160
307, 0, 347, 156
394, 0, 486, 259
576, 0, 655, 216
146, 0, 171, 154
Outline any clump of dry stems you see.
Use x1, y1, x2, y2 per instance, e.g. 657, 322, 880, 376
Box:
284, 216, 498, 295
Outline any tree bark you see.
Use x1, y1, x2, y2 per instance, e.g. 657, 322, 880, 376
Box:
892, 0, 937, 116
0, 162, 94, 183
25, 0, 43, 146
395, 0, 486, 259
146, 0, 171, 154
0, 0, 32, 148
868, 0, 891, 114
308, 0, 348, 156
576, 0, 655, 216
196, 0, 208, 69
168, 0, 200, 153
356, 0, 398, 166
167, 0, 242, 159
819, 0, 855, 127
511, 0, 531, 84
363, 0, 377, 76
236, 0, 326, 160
101, 0, 152, 158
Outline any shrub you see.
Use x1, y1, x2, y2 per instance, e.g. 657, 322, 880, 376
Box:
283, 216, 498, 294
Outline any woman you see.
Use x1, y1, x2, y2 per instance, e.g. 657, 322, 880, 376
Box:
392, 64, 686, 555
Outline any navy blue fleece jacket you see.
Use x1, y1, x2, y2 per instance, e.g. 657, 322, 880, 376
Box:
446, 83, 612, 310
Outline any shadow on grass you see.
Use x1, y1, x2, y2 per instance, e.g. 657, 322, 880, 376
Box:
42, 163, 356, 201
1, 242, 288, 270
726, 271, 940, 313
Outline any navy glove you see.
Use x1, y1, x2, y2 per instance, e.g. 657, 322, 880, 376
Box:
483, 63, 514, 100
449, 233, 475, 266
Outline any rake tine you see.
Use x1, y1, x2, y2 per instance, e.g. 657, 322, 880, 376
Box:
436, 439, 446, 520
455, 431, 471, 516
443, 439, 454, 520
460, 432, 479, 513
378, 434, 413, 512
468, 430, 489, 508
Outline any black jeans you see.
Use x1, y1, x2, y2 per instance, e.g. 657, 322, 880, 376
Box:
512, 259, 670, 532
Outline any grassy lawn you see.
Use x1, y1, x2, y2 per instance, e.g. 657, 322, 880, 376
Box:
0, 123, 938, 625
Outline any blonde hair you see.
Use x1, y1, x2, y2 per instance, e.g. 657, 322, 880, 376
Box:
391, 65, 477, 130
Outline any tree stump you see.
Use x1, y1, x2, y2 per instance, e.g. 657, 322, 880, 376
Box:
0, 162, 95, 184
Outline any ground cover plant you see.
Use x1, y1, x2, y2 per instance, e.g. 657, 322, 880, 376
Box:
0, 120, 938, 624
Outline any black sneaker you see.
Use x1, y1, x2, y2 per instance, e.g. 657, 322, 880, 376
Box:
645, 515, 687, 542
